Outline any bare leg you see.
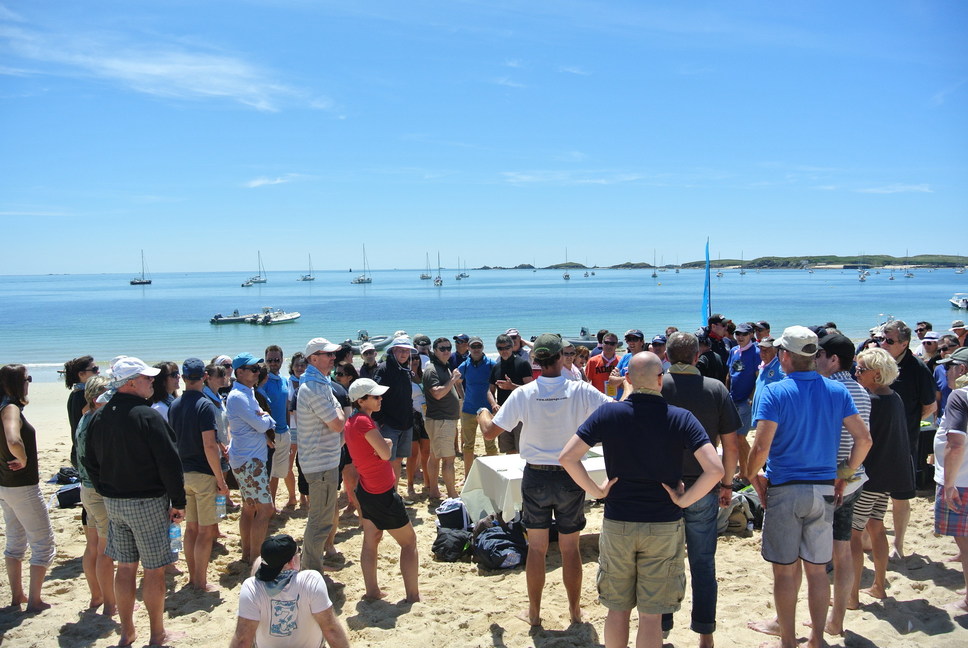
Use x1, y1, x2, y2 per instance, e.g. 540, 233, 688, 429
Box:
239, 503, 255, 561
25, 564, 50, 612
96, 536, 116, 616
191, 525, 218, 591
426, 453, 442, 498
82, 526, 103, 609
523, 529, 549, 625
772, 561, 803, 648
604, 608, 631, 648
4, 556, 26, 607
284, 447, 298, 506
360, 519, 386, 600
342, 463, 360, 512
406, 441, 420, 497
736, 434, 751, 482
803, 561, 830, 648
248, 503, 274, 563
184, 522, 200, 585
825, 540, 853, 634
945, 536, 968, 612
270, 477, 281, 511
558, 531, 584, 623
142, 566, 171, 646
890, 498, 909, 559
864, 519, 890, 599
849, 529, 864, 609
636, 612, 663, 648
441, 457, 458, 499
386, 523, 420, 602
114, 562, 139, 646
390, 458, 403, 484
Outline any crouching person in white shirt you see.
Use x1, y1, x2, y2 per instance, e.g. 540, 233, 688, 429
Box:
229, 534, 350, 648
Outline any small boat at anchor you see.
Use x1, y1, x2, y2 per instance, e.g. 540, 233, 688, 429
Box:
211, 309, 257, 324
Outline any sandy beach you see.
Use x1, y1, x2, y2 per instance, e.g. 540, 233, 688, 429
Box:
1, 381, 966, 648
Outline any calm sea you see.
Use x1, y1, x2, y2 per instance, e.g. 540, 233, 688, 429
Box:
2, 268, 965, 382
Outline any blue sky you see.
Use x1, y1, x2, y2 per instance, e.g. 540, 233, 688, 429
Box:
2, 1, 965, 274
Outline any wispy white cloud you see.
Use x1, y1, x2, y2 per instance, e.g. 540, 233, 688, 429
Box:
244, 173, 304, 188
932, 78, 967, 106
559, 66, 590, 76
0, 21, 333, 112
856, 184, 932, 194
504, 58, 523, 68
493, 76, 525, 88
555, 151, 587, 162
501, 170, 647, 186
0, 4, 25, 22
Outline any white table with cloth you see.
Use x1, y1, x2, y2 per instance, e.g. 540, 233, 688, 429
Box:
460, 447, 607, 521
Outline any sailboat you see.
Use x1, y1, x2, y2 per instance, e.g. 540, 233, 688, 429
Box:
739, 251, 747, 275
459, 259, 469, 279
297, 254, 315, 281
351, 245, 372, 284
130, 250, 152, 285
245, 252, 267, 285
433, 252, 443, 286
420, 253, 432, 280
903, 249, 914, 278
651, 250, 658, 279
455, 256, 462, 281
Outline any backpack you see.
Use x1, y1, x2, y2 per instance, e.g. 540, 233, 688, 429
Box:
435, 497, 472, 531
473, 525, 527, 570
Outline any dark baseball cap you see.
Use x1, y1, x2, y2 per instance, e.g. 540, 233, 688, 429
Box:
181, 357, 205, 380
453, 334, 470, 343
532, 333, 563, 360
256, 534, 298, 581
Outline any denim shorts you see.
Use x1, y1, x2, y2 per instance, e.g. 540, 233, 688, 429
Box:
379, 424, 413, 459
521, 465, 586, 534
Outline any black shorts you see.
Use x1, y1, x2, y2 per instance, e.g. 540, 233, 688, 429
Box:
355, 485, 411, 531
521, 465, 586, 535
413, 411, 429, 441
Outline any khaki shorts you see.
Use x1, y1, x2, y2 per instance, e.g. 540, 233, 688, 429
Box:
459, 411, 497, 456
81, 485, 109, 537
597, 518, 685, 614
425, 418, 458, 459
270, 431, 292, 478
184, 472, 218, 526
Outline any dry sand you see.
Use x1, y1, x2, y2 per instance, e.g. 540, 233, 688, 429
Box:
1, 381, 967, 647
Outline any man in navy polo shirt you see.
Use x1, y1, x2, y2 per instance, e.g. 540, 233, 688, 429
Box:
456, 336, 496, 471
560, 351, 723, 648
261, 345, 294, 510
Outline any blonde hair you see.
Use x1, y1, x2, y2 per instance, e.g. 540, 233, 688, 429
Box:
857, 348, 899, 386
84, 374, 111, 408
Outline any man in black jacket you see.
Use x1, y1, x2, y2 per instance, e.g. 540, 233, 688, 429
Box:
85, 357, 185, 648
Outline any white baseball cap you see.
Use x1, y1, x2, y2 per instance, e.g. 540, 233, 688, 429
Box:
111, 357, 161, 381
305, 338, 340, 355
348, 378, 389, 402
773, 326, 819, 357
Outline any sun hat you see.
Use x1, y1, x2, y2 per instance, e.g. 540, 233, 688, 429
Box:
348, 378, 390, 402
388, 336, 417, 351
305, 338, 340, 356
111, 357, 161, 381
951, 320, 966, 331
774, 326, 819, 357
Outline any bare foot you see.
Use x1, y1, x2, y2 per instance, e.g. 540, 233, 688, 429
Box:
8, 593, 27, 607
118, 629, 137, 647
25, 600, 51, 613
569, 605, 583, 624
947, 553, 962, 563
943, 598, 968, 613
698, 634, 714, 648
404, 593, 421, 603
165, 563, 183, 575
285, 499, 297, 508
363, 590, 388, 601
889, 547, 905, 561
149, 629, 187, 646
87, 597, 103, 610
747, 618, 781, 636
192, 582, 220, 593
862, 584, 887, 599
846, 596, 860, 610
103, 603, 117, 618
515, 609, 542, 626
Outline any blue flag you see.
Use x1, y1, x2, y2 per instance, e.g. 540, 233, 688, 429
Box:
701, 238, 711, 327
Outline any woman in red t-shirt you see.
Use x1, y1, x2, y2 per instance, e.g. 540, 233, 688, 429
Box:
345, 378, 420, 603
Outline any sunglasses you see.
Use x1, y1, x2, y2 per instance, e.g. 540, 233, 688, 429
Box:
365, 394, 383, 399
436, 346, 452, 352
266, 357, 283, 363
84, 366, 100, 374
941, 345, 956, 352
855, 366, 872, 374
625, 337, 642, 343
312, 351, 336, 358
242, 365, 261, 373
563, 351, 576, 357
915, 328, 926, 333
603, 340, 618, 346
509, 335, 520, 340
923, 341, 938, 345
167, 372, 181, 378
24, 375, 33, 383
496, 345, 512, 351
879, 338, 896, 346
470, 345, 484, 350
334, 371, 347, 377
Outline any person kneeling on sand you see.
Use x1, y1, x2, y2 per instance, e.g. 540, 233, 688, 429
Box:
230, 534, 350, 648
344, 378, 420, 603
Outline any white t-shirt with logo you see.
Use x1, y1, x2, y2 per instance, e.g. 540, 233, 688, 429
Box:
238, 570, 332, 648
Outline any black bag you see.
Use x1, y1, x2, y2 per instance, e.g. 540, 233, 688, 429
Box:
432, 528, 473, 562
473, 526, 527, 570
56, 467, 80, 484
54, 483, 82, 508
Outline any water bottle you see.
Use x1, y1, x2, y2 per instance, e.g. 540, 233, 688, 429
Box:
169, 522, 182, 553
215, 494, 227, 519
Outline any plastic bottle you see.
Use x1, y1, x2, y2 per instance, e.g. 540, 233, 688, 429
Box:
169, 522, 183, 553
215, 494, 227, 519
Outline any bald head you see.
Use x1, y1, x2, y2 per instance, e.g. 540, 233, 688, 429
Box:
626, 351, 664, 392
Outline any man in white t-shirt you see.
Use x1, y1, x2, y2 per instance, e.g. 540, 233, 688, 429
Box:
478, 333, 612, 626
230, 534, 350, 648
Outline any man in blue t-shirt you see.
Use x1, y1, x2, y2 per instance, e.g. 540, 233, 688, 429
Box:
727, 322, 759, 481
457, 336, 496, 471
261, 345, 293, 510
560, 351, 723, 648
745, 326, 871, 648
169, 357, 229, 592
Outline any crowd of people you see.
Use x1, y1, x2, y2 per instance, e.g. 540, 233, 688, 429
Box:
0, 315, 967, 647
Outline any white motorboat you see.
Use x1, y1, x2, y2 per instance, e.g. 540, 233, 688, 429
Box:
951, 293, 968, 310
247, 306, 301, 325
